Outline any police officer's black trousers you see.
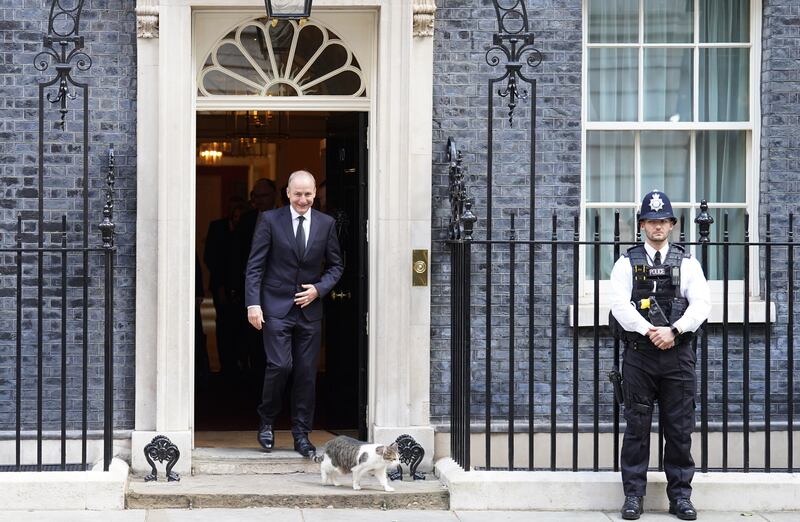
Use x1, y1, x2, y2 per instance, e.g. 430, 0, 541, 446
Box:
621, 341, 696, 500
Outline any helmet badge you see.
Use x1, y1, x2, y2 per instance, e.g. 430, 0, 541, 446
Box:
649, 193, 664, 212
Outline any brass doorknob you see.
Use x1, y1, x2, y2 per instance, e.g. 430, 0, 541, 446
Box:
331, 290, 351, 301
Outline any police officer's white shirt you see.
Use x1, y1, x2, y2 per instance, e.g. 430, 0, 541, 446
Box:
609, 241, 711, 336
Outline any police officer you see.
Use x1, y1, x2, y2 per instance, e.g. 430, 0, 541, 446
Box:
609, 191, 710, 521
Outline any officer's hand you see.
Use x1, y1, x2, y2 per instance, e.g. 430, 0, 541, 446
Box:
647, 326, 675, 350
248, 306, 264, 330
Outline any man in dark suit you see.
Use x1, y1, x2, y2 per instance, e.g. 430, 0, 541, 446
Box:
204, 199, 247, 376
245, 170, 344, 457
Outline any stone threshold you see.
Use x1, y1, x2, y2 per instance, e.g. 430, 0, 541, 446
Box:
126, 472, 449, 510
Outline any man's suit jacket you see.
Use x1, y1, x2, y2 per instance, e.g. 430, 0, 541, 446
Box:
245, 206, 344, 321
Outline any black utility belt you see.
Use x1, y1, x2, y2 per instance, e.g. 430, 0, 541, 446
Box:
626, 336, 691, 352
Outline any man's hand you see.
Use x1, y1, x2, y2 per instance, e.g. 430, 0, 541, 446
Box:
248, 306, 264, 330
294, 284, 319, 308
647, 326, 675, 350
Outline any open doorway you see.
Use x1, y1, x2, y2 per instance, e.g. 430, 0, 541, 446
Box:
194, 111, 368, 448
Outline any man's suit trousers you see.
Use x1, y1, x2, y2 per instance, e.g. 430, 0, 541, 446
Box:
257, 305, 321, 438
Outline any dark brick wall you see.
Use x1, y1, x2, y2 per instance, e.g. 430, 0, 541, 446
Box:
431, 0, 584, 426
0, 1, 137, 432
431, 1, 800, 431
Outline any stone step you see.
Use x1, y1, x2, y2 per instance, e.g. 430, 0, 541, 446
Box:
192, 447, 318, 475
126, 472, 449, 510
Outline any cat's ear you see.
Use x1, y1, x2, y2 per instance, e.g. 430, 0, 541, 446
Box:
389, 442, 399, 451
375, 445, 386, 455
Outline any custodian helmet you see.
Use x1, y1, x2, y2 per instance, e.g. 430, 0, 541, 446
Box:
638, 190, 677, 223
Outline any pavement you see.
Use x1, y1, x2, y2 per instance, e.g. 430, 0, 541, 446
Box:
0, 509, 798, 521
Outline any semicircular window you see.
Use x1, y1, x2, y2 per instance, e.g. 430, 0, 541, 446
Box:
199, 18, 366, 97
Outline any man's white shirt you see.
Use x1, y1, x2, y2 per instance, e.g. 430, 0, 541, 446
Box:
609, 242, 711, 336
290, 206, 311, 248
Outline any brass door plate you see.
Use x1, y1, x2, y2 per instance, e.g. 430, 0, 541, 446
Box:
412, 249, 428, 287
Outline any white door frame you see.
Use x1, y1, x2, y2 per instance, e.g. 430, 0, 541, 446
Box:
132, 0, 435, 474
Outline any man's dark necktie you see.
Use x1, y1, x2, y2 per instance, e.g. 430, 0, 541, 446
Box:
296, 215, 306, 258
653, 251, 662, 266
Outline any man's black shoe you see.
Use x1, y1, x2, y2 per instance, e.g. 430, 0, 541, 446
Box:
257, 425, 274, 451
293, 436, 316, 458
669, 498, 697, 520
621, 496, 644, 520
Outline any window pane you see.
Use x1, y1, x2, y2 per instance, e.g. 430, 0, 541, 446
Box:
640, 131, 691, 201
700, 48, 749, 121
588, 48, 638, 121
644, 48, 693, 122
644, 0, 693, 43
585, 209, 636, 279
696, 131, 746, 203
202, 70, 260, 96
588, 0, 638, 43
586, 131, 635, 203
704, 208, 746, 280
701, 0, 749, 43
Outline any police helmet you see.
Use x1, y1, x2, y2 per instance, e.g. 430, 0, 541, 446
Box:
638, 190, 677, 223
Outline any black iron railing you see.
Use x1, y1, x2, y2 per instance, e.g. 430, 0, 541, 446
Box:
0, 147, 116, 473
0, 1, 115, 473
446, 144, 797, 472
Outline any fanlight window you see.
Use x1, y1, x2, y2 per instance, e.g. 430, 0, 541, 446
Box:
199, 18, 366, 97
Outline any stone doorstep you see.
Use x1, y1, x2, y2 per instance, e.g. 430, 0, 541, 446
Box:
126, 472, 450, 510
191, 447, 318, 475
435, 457, 800, 512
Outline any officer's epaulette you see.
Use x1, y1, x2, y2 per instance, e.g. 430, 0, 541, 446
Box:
669, 243, 692, 258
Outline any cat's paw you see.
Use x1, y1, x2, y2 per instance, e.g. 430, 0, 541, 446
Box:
384, 486, 395, 492
352, 484, 362, 490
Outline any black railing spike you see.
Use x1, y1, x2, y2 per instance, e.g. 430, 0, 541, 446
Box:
99, 145, 116, 249
447, 138, 477, 241
695, 200, 713, 243
724, 211, 729, 240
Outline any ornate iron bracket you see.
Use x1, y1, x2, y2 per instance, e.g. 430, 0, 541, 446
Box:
387, 434, 426, 481
447, 138, 477, 241
35, 1, 92, 129
99, 145, 116, 249
143, 435, 181, 482
485, 0, 542, 126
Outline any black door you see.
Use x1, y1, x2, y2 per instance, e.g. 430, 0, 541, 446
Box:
320, 112, 369, 439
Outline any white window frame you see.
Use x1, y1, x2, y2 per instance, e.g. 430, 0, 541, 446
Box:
574, 0, 766, 325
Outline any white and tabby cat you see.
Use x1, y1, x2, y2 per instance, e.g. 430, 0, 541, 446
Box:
314, 435, 400, 492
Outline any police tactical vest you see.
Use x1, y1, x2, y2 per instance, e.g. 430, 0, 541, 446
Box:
609, 244, 691, 346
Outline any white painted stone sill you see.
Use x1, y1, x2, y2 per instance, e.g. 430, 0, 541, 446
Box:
568, 301, 777, 327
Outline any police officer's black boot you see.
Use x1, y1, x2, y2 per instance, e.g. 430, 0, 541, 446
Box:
669, 498, 697, 520
621, 496, 644, 520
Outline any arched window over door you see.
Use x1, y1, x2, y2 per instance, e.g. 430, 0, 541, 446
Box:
198, 18, 366, 98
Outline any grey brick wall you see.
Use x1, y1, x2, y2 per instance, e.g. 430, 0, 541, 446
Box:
432, 0, 584, 426
431, 1, 800, 432
0, 1, 137, 432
